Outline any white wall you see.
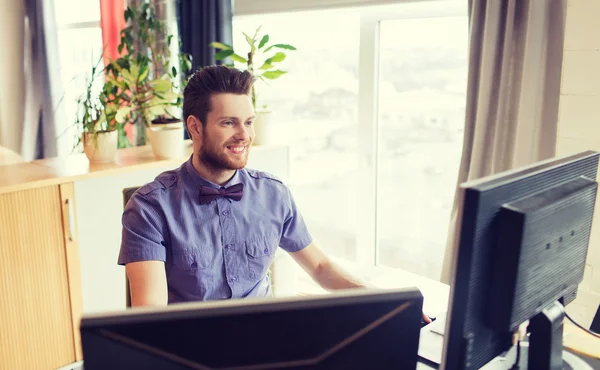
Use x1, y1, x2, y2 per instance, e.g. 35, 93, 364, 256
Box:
558, 0, 600, 327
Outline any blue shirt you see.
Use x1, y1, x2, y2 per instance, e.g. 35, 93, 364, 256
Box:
118, 157, 313, 304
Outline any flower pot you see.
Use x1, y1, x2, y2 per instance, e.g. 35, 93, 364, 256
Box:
252, 111, 276, 146
83, 131, 118, 163
146, 120, 184, 160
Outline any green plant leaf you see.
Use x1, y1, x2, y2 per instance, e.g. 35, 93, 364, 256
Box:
243, 32, 256, 52
252, 25, 262, 40
209, 41, 233, 50
258, 34, 269, 49
262, 70, 287, 79
138, 65, 149, 82
149, 105, 167, 117
258, 62, 274, 70
230, 53, 248, 63
154, 90, 179, 102
171, 66, 177, 78
264, 52, 286, 64
214, 49, 234, 60
115, 106, 132, 123
150, 78, 172, 93
264, 44, 297, 52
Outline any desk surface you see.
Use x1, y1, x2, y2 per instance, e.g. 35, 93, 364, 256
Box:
296, 259, 600, 361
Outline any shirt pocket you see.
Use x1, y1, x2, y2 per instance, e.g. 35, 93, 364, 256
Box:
172, 247, 215, 270
245, 234, 278, 281
169, 249, 213, 300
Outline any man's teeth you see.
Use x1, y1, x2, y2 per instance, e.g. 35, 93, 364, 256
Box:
229, 146, 245, 153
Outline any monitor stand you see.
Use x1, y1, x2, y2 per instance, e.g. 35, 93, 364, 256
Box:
481, 301, 592, 370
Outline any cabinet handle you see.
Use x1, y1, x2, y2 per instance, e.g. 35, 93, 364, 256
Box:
66, 198, 75, 242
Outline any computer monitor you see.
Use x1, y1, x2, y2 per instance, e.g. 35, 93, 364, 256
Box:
81, 287, 424, 370
441, 150, 599, 370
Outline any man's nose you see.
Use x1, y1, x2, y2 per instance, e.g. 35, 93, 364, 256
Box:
234, 124, 252, 141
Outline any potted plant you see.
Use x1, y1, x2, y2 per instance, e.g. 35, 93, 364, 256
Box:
106, 58, 184, 159
74, 57, 118, 163
210, 26, 296, 145
106, 2, 192, 159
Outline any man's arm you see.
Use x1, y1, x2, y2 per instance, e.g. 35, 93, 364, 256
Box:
290, 242, 432, 324
289, 242, 366, 291
126, 260, 168, 307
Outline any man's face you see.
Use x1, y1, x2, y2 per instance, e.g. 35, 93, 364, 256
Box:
197, 93, 255, 171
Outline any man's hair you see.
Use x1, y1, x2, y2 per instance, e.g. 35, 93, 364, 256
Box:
183, 65, 255, 126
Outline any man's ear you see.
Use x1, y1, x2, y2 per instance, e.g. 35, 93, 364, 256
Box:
186, 115, 202, 138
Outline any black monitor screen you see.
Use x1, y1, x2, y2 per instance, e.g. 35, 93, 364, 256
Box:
81, 288, 424, 370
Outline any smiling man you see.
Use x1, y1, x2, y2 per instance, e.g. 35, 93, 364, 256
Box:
117, 65, 372, 307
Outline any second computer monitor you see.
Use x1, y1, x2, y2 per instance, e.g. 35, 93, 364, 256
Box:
441, 150, 599, 370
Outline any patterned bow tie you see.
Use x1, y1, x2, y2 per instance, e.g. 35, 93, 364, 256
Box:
198, 183, 244, 205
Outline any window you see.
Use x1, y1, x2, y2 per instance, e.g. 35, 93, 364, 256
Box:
234, 0, 468, 280
376, 13, 468, 279
53, 0, 103, 155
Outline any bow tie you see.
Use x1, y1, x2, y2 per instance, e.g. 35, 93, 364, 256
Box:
198, 183, 244, 205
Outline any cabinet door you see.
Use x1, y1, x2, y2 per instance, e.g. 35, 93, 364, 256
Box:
0, 185, 78, 369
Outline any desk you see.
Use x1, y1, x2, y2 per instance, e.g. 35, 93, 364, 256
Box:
295, 259, 600, 363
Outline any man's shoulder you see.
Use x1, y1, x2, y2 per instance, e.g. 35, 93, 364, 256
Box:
136, 168, 181, 197
243, 168, 286, 186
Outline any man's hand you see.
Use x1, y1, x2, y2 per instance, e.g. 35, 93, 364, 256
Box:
422, 313, 433, 324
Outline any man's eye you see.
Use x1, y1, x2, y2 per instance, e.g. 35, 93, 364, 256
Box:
246, 121, 253, 126
224, 121, 233, 125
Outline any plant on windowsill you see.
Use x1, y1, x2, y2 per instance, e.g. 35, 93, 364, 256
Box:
209, 26, 296, 145
105, 1, 192, 159
73, 56, 119, 164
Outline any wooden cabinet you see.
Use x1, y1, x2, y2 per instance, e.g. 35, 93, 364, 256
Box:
0, 183, 82, 369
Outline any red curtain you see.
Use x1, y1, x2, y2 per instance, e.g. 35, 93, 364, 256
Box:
99, 0, 126, 67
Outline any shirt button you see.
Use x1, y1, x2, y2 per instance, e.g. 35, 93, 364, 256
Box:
229, 277, 237, 283
263, 248, 269, 254
191, 262, 197, 268
222, 210, 229, 216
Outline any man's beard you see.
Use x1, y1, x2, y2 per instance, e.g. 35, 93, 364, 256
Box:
198, 136, 249, 171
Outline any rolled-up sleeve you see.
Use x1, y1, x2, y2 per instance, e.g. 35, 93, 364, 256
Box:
118, 192, 167, 265
278, 186, 313, 253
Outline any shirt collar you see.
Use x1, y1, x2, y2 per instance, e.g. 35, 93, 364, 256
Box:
183, 155, 243, 189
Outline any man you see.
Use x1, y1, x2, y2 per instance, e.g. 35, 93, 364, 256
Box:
118, 65, 368, 307
118, 66, 432, 324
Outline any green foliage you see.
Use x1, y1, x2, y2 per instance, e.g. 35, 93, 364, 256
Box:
105, 57, 180, 127
72, 54, 118, 151
209, 26, 296, 110
105, 1, 193, 129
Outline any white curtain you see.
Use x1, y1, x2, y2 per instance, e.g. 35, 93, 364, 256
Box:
440, 0, 568, 284
0, 0, 66, 161
0, 1, 25, 156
